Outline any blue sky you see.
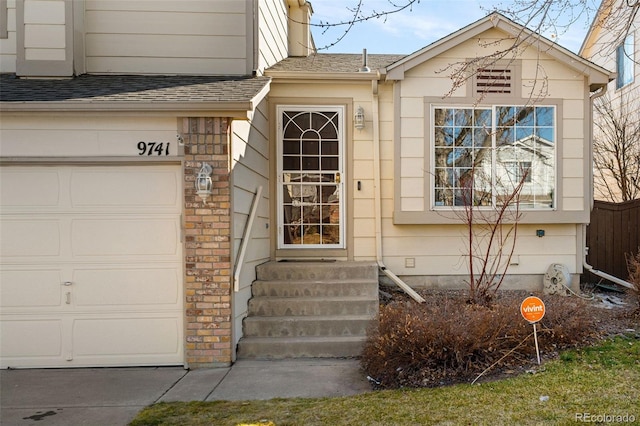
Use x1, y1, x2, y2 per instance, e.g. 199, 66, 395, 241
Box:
309, 0, 599, 55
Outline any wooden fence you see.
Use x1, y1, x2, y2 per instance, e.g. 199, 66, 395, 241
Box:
583, 199, 640, 283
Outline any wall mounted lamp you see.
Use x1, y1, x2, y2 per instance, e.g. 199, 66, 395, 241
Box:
354, 106, 365, 130
196, 163, 213, 203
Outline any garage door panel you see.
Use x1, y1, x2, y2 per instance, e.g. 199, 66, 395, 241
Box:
0, 220, 61, 257
72, 317, 181, 357
0, 169, 61, 207
71, 218, 178, 256
70, 169, 180, 208
0, 164, 184, 368
1, 270, 63, 308
73, 267, 180, 307
1, 319, 63, 358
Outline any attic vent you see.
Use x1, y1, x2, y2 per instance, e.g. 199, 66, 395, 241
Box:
475, 67, 512, 94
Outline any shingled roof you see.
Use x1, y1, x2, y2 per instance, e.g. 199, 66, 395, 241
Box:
0, 74, 270, 111
266, 53, 405, 74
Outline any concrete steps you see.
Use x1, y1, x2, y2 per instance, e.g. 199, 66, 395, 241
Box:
237, 261, 379, 359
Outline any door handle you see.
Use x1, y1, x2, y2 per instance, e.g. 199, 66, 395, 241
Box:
336, 172, 341, 183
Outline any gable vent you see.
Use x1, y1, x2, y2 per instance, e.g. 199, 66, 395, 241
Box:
475, 67, 512, 94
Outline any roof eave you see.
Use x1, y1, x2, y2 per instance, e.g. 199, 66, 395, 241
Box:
264, 70, 381, 81
0, 101, 257, 118
386, 13, 614, 85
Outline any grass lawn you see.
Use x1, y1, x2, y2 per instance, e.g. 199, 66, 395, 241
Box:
130, 334, 639, 426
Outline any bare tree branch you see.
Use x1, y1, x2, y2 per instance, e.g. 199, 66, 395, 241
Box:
593, 89, 640, 202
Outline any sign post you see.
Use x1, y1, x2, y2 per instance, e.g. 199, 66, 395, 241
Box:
520, 296, 546, 365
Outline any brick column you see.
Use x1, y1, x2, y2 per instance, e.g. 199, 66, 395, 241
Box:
181, 117, 232, 368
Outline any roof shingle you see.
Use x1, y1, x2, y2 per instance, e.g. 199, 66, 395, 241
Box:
266, 54, 405, 74
0, 74, 270, 104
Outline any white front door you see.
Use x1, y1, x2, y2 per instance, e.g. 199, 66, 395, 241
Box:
277, 106, 345, 249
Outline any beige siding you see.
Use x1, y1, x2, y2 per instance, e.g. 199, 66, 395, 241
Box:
379, 224, 579, 276
23, 0, 66, 60
0, 0, 16, 72
0, 115, 178, 157
84, 0, 249, 75
256, 0, 288, 73
230, 99, 270, 355
582, 0, 639, 201
397, 29, 589, 220
267, 26, 594, 285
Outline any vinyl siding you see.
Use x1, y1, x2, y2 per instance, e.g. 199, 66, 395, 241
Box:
256, 0, 288, 73
84, 0, 249, 75
0, 0, 16, 72
230, 98, 270, 355
269, 47, 589, 279
581, 0, 639, 201
397, 27, 589, 221
0, 115, 178, 157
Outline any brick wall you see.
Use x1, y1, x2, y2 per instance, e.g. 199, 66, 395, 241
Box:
181, 117, 232, 368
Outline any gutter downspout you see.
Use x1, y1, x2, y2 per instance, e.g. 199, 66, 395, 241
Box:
582, 85, 637, 291
371, 79, 425, 303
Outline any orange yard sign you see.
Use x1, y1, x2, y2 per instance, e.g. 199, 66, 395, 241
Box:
520, 296, 545, 323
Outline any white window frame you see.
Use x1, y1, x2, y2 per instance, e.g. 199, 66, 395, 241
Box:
430, 104, 556, 211
616, 34, 634, 89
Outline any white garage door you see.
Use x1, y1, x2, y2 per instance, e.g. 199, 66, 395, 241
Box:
0, 164, 184, 368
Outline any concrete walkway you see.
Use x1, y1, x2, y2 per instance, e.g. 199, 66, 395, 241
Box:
1, 359, 372, 426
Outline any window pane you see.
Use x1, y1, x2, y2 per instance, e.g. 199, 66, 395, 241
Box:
496, 106, 515, 126
302, 138, 319, 154
302, 157, 319, 170
434, 168, 453, 187
321, 141, 339, 155
454, 109, 473, 126
283, 140, 300, 154
321, 157, 338, 171
434, 108, 454, 126
474, 109, 492, 127
516, 127, 534, 141
537, 127, 554, 143
435, 127, 455, 147
616, 35, 634, 88
433, 104, 555, 210
435, 188, 452, 206
516, 107, 534, 125
535, 107, 554, 126
454, 128, 473, 147
283, 156, 300, 170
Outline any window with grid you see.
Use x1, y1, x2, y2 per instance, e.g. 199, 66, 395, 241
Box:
432, 105, 555, 209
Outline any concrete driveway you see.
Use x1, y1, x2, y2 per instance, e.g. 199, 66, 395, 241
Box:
1, 359, 371, 425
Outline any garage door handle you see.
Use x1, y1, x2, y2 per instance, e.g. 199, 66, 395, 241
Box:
65, 292, 71, 305
63, 281, 72, 286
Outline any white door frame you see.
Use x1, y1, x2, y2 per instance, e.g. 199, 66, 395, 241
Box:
276, 105, 346, 249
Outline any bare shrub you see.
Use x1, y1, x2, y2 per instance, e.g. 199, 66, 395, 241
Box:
625, 250, 640, 310
362, 292, 599, 389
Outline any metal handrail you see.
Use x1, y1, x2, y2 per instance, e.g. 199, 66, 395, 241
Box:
233, 185, 263, 292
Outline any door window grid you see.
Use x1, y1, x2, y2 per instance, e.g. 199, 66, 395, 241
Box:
280, 110, 343, 246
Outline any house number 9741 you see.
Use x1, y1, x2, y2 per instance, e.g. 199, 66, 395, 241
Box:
138, 141, 170, 156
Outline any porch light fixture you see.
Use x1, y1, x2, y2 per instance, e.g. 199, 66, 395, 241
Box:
195, 163, 213, 203
354, 106, 365, 130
